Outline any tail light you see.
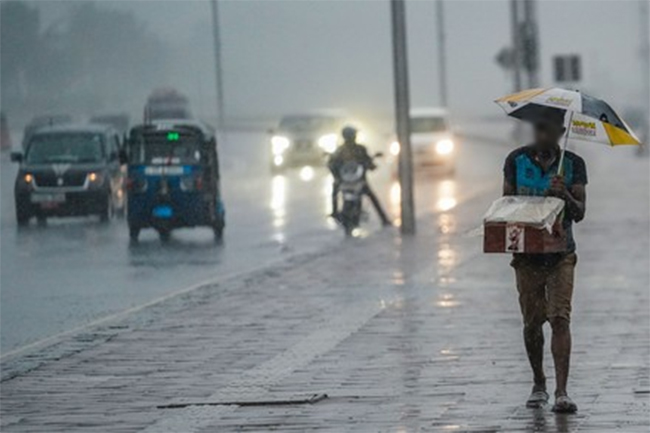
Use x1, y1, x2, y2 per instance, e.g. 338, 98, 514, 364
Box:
126, 177, 147, 192
180, 176, 203, 191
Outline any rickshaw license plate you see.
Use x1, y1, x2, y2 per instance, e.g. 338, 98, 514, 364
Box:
153, 205, 173, 219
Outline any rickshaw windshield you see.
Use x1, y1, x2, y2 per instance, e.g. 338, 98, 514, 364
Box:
131, 133, 203, 165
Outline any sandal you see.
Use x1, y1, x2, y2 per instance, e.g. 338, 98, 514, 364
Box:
526, 386, 549, 408
552, 395, 578, 413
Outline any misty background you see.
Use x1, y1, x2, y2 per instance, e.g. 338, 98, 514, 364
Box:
1, 0, 647, 130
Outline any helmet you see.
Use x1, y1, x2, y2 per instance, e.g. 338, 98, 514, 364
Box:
341, 126, 357, 141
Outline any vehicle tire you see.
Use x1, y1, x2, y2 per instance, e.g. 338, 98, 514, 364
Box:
158, 229, 171, 242
213, 221, 224, 242
129, 226, 140, 242
15, 202, 31, 227
99, 193, 112, 223
341, 200, 360, 236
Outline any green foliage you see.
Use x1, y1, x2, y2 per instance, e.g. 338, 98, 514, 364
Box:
0, 1, 169, 116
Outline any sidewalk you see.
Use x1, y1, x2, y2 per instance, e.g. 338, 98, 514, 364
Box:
1, 149, 648, 432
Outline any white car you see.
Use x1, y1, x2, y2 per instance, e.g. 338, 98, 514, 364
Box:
390, 108, 457, 174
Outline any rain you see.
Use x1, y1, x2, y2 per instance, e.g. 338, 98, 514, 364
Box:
1, 1, 648, 431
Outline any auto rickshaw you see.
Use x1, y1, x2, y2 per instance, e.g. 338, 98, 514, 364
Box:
123, 120, 225, 242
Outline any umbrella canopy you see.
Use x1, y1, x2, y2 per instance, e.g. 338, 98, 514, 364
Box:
495, 88, 641, 147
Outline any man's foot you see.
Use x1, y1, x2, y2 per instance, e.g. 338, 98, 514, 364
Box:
381, 220, 393, 227
552, 395, 577, 414
329, 213, 341, 223
526, 385, 549, 408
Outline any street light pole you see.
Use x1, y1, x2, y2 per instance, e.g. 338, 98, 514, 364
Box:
391, 0, 415, 235
522, 0, 539, 88
210, 0, 225, 137
640, 0, 650, 145
510, 0, 522, 92
436, 0, 448, 108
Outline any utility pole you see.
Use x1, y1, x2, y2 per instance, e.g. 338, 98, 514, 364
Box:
510, 0, 522, 92
522, 0, 540, 88
390, 0, 415, 235
210, 0, 226, 136
640, 0, 650, 146
436, 0, 448, 108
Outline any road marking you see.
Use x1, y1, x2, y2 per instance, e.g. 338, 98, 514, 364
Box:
143, 299, 387, 433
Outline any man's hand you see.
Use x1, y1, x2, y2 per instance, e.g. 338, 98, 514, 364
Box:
548, 175, 568, 198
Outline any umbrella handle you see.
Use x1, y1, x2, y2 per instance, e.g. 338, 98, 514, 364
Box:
557, 110, 573, 176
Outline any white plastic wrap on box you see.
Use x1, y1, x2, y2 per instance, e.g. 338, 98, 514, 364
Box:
483, 196, 565, 233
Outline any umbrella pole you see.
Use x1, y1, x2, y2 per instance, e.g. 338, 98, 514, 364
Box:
557, 110, 573, 176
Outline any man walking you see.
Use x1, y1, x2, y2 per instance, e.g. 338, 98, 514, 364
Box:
502, 107, 587, 413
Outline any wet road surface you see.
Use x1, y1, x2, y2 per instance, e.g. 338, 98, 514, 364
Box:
1, 131, 647, 432
1, 131, 500, 354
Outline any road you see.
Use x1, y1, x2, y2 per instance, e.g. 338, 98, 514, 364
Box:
1, 126, 647, 432
0, 131, 501, 355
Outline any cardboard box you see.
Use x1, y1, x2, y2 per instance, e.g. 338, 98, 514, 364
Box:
483, 196, 567, 254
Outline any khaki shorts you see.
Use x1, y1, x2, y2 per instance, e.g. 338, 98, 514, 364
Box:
511, 253, 577, 326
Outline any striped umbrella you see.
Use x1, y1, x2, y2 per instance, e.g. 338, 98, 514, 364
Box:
495, 88, 641, 173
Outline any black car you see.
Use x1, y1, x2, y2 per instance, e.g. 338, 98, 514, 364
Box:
11, 124, 126, 226
21, 114, 73, 150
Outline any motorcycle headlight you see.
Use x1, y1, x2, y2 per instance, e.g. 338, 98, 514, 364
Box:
271, 136, 290, 155
435, 139, 454, 155
318, 134, 338, 153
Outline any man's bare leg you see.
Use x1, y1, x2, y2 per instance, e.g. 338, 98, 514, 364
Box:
524, 323, 546, 387
550, 317, 571, 396
550, 317, 577, 412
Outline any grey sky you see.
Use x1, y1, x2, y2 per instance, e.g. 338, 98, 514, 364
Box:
31, 0, 647, 122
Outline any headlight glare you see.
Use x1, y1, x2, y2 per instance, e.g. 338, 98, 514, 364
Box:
271, 136, 290, 155
390, 141, 400, 156
435, 139, 454, 155
318, 134, 338, 153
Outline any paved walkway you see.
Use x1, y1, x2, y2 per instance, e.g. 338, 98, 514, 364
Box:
1, 148, 648, 432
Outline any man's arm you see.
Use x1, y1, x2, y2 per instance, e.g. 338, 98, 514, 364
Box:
549, 155, 587, 222
359, 146, 376, 170
503, 180, 516, 196
549, 177, 586, 222
502, 150, 517, 196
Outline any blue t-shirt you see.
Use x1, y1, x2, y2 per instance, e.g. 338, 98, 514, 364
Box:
503, 145, 587, 253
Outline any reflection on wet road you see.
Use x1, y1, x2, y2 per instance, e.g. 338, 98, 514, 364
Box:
0, 132, 501, 353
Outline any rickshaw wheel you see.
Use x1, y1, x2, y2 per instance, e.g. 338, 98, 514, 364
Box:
129, 226, 140, 242
158, 229, 171, 242
213, 224, 224, 242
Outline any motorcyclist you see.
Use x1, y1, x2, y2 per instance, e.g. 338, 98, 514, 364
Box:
328, 126, 391, 226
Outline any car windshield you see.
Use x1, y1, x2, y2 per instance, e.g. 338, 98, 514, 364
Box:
26, 133, 104, 164
131, 133, 203, 165
279, 116, 339, 132
411, 116, 448, 133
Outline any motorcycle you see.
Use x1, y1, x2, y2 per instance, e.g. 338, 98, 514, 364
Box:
334, 153, 382, 236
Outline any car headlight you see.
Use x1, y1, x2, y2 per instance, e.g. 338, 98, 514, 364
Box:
87, 172, 104, 187
318, 133, 338, 153
390, 141, 400, 156
271, 136, 290, 155
435, 139, 454, 155
18, 173, 35, 190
